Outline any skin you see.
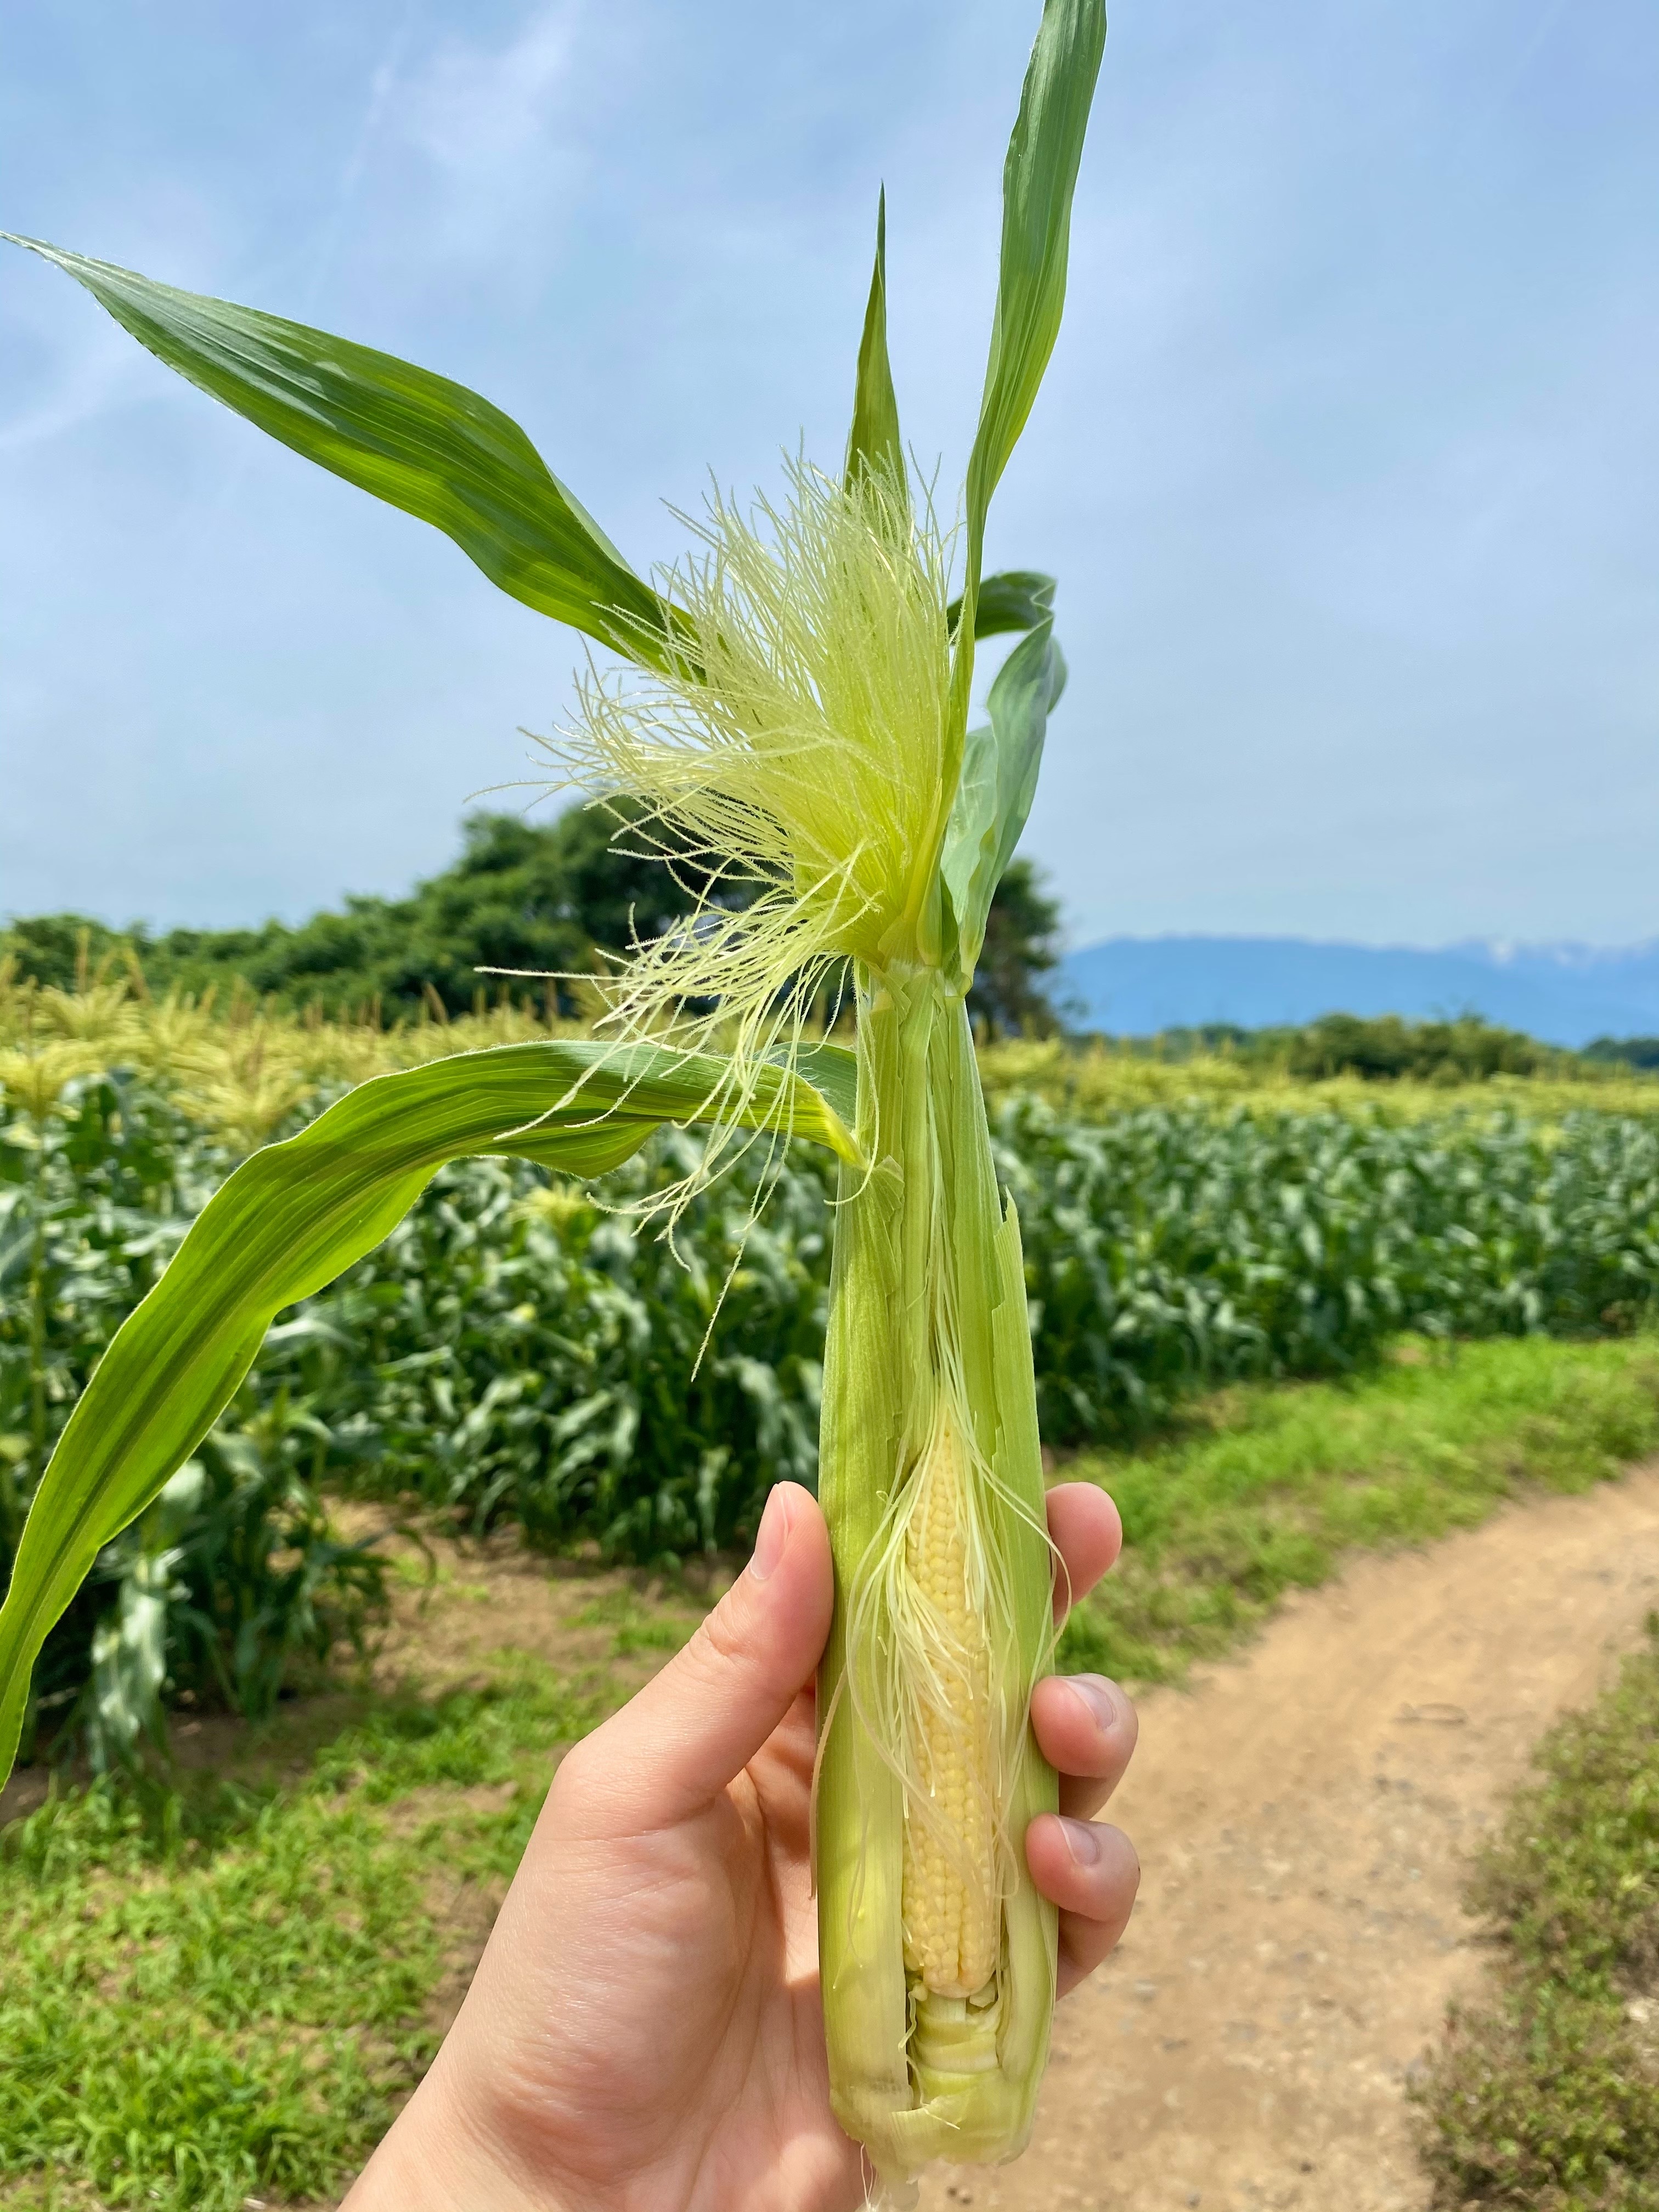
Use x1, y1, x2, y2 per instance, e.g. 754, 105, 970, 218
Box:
345, 1480, 1139, 2212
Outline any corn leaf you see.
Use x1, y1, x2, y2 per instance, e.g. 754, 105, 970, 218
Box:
782, 1040, 860, 1133
947, 568, 1056, 641
941, 618, 1068, 974
3, 235, 686, 671
0, 1037, 857, 1784
845, 190, 904, 499
951, 0, 1105, 710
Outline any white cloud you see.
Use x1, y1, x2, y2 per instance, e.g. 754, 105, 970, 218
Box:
396, 4, 584, 253
0, 336, 135, 453
407, 6, 573, 167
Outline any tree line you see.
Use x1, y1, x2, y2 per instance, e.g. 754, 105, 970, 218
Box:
2, 804, 1067, 1039
9, 822, 1655, 1073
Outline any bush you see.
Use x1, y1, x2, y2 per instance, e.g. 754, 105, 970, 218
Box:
1098, 1013, 1573, 1082
1280, 1012, 1557, 1082
1586, 1036, 1659, 1073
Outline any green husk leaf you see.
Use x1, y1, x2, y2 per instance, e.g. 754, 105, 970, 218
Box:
947, 568, 1056, 640
950, 0, 1105, 723
0, 1038, 858, 1786
845, 189, 905, 501
782, 1040, 860, 1133
940, 616, 1069, 976
815, 968, 1057, 2181
3, 235, 686, 671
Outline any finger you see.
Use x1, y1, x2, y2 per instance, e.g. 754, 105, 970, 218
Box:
1025, 1814, 1140, 1999
554, 1482, 833, 1836
1030, 1672, 1138, 1821
1044, 1482, 1122, 1623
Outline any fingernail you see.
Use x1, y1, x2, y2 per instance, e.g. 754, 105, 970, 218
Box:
1069, 1675, 1120, 1735
1063, 1818, 1102, 1868
749, 1487, 791, 1582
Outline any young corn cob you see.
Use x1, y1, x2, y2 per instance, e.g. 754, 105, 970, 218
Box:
496, 0, 1102, 2176
901, 1410, 998, 2002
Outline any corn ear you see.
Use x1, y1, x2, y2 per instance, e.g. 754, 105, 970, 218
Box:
816, 966, 1057, 2193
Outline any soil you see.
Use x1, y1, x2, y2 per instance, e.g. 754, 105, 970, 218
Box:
918, 1464, 1659, 2212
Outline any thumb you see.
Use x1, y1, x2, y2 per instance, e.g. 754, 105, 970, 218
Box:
557, 1481, 834, 1835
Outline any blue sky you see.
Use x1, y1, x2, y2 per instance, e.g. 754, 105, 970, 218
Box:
3, 0, 1655, 951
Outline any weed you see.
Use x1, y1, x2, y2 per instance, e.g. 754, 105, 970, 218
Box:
1414, 1618, 1659, 2208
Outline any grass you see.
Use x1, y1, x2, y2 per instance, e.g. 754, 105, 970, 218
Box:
3, 1332, 1658, 2208
0, 1671, 597, 2212
572, 1588, 707, 1656
1057, 1333, 1659, 1685
1413, 1618, 1659, 2209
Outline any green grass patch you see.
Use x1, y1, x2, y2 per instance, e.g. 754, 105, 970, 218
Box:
1058, 1334, 1659, 1685
572, 1588, 702, 1658
0, 1669, 596, 2211
1413, 1620, 1659, 2209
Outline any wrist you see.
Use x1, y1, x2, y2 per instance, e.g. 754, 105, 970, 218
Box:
342, 2035, 567, 2212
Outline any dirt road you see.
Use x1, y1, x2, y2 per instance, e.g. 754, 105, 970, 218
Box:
918, 1465, 1659, 2212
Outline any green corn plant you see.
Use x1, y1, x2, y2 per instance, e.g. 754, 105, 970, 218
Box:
0, 0, 1104, 2192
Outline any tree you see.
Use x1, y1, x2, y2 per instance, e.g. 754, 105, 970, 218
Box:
0, 804, 725, 1019
0, 913, 136, 993
3, 819, 1069, 1034
1582, 1035, 1659, 1071
966, 859, 1064, 1038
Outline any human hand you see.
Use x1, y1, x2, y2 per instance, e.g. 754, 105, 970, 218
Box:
344, 1481, 1138, 2212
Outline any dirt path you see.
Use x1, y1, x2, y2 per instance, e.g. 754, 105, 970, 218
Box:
918, 1464, 1659, 2212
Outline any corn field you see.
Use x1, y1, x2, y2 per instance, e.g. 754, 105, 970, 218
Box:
4, 978, 1659, 1762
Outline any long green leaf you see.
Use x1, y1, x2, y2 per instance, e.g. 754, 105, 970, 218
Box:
950, 0, 1105, 723
0, 1037, 857, 1784
4, 235, 687, 671
940, 618, 1068, 975
845, 190, 905, 499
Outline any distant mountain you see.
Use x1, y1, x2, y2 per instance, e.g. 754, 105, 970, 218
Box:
1059, 936, 1659, 1049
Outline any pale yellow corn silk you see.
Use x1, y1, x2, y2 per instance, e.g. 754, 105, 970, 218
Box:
532, 458, 956, 1195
